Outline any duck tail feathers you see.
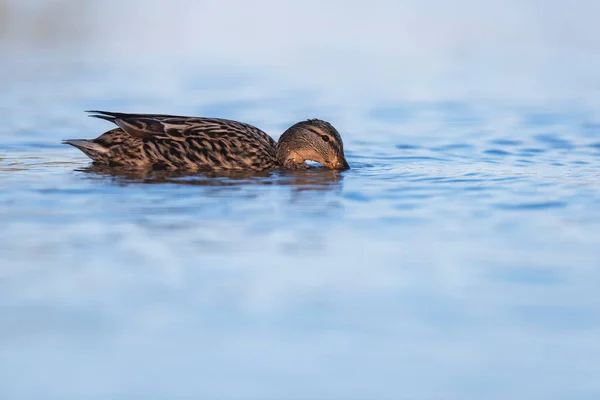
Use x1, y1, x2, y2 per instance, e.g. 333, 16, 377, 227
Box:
62, 139, 110, 160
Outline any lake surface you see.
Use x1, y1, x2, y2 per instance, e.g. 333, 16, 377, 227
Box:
2, 2, 600, 399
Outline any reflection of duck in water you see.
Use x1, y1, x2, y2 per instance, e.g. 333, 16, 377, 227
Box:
64, 111, 350, 171
80, 164, 344, 193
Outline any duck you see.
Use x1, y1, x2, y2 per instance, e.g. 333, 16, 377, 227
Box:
63, 111, 350, 171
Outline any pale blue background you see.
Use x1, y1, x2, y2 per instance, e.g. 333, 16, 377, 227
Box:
1, 1, 600, 399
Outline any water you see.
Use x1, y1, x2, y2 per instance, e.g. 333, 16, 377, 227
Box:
2, 1, 600, 399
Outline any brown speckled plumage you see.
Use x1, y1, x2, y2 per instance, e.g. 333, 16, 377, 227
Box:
63, 111, 349, 171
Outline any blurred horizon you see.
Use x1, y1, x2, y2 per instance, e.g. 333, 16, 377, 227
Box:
2, 0, 600, 106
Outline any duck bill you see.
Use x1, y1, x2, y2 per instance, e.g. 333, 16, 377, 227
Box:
332, 157, 350, 171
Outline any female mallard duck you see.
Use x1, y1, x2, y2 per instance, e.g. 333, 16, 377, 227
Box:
63, 111, 349, 171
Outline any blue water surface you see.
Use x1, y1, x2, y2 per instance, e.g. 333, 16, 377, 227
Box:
2, 3, 600, 399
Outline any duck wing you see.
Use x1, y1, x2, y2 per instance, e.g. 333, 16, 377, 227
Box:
86, 110, 273, 144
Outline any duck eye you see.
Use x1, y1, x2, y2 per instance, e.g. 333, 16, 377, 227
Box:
321, 135, 330, 142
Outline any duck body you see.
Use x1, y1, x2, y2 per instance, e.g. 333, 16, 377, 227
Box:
63, 111, 349, 171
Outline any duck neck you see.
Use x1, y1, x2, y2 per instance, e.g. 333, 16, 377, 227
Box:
276, 139, 307, 169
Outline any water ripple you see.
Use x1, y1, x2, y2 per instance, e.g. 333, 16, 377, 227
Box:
2, 56, 600, 400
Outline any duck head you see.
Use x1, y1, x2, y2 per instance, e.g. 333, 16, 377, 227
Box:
276, 119, 349, 170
